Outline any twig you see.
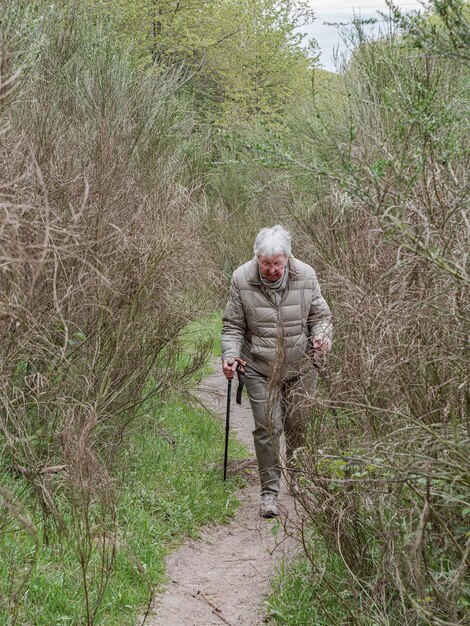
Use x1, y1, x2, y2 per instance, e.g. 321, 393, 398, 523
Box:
195, 591, 235, 626
9, 464, 67, 476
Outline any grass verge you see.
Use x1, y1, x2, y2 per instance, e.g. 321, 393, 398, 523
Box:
176, 312, 223, 378
1, 393, 246, 625
266, 545, 352, 626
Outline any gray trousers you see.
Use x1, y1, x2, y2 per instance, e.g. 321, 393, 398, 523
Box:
244, 363, 317, 495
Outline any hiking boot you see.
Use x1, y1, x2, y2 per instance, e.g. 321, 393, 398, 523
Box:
259, 493, 279, 518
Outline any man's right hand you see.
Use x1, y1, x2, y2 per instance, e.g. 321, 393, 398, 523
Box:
223, 358, 239, 380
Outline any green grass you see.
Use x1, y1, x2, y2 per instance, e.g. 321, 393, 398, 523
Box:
266, 550, 353, 626
267, 558, 322, 625
187, 311, 222, 358
176, 312, 223, 377
0, 397, 246, 625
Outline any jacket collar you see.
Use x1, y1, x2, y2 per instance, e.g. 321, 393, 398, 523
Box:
247, 255, 298, 285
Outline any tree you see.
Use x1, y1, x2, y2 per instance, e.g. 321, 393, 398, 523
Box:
79, 0, 316, 126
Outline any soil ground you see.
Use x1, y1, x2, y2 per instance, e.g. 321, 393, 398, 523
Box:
145, 365, 300, 626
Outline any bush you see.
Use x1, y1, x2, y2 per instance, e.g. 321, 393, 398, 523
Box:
274, 4, 470, 624
0, 3, 214, 621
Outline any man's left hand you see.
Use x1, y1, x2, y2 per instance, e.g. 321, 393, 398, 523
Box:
312, 336, 331, 354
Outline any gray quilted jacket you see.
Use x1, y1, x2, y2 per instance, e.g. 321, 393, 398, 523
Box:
221, 256, 332, 377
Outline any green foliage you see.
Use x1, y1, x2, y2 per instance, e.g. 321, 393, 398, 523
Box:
76, 0, 316, 126
203, 0, 314, 126
181, 313, 223, 360
393, 0, 470, 65
267, 551, 354, 625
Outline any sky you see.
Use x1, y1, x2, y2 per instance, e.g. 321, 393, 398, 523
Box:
302, 0, 425, 71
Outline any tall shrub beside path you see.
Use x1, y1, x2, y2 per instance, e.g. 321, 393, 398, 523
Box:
268, 4, 470, 624
0, 5, 211, 622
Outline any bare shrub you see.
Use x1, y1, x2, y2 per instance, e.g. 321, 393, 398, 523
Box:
0, 5, 213, 622
282, 8, 470, 624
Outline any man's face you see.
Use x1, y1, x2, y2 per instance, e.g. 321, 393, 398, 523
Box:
258, 254, 288, 282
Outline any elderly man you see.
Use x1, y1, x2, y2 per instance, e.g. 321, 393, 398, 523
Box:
222, 225, 332, 518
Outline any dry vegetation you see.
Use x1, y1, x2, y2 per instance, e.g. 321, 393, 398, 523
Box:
276, 7, 470, 624
0, 6, 213, 621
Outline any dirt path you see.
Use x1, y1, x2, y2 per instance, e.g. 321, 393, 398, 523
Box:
145, 366, 299, 626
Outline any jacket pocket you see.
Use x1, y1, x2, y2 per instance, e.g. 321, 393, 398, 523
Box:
250, 334, 274, 364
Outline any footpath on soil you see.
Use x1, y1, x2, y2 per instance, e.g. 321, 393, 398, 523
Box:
146, 366, 300, 626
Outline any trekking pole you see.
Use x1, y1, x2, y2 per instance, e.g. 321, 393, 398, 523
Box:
223, 359, 246, 481
223, 378, 232, 482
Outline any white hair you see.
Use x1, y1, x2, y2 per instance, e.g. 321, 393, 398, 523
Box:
254, 225, 291, 257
